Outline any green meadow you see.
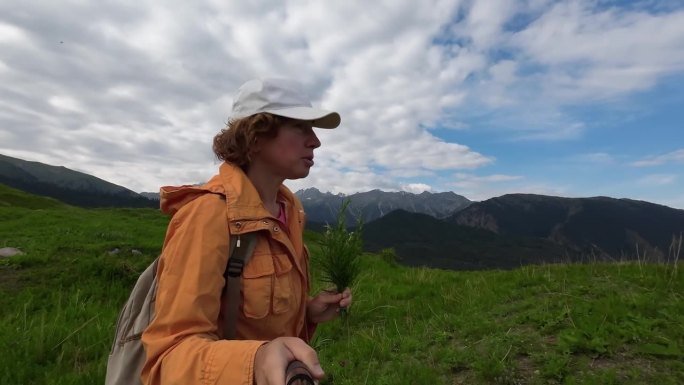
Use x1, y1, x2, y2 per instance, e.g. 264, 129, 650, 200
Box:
1, 184, 682, 384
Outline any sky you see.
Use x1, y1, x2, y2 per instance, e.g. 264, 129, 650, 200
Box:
1, 0, 683, 208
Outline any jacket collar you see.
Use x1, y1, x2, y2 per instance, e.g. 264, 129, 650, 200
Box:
159, 162, 299, 223
215, 162, 298, 221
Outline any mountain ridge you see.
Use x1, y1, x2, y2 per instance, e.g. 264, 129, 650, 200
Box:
295, 187, 471, 225
449, 193, 684, 258
0, 154, 156, 208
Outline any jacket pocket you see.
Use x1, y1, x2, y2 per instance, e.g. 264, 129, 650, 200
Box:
241, 254, 274, 319
272, 254, 294, 314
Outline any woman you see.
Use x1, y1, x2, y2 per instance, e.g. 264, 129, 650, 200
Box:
141, 78, 352, 385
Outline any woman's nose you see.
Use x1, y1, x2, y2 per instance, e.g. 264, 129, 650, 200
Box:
307, 130, 321, 149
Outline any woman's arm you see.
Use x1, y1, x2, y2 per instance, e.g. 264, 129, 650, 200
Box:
141, 194, 266, 385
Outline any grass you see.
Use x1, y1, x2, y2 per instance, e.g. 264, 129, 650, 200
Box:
0, 183, 68, 209
308, 258, 683, 385
1, 188, 682, 384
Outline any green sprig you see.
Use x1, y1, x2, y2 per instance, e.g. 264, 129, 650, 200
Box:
317, 200, 363, 314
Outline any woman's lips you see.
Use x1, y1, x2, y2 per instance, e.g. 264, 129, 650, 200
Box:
302, 156, 314, 167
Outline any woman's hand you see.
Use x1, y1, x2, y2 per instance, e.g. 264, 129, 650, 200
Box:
253, 336, 324, 385
306, 287, 352, 324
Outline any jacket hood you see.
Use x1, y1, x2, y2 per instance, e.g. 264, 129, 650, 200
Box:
159, 162, 299, 218
159, 185, 216, 216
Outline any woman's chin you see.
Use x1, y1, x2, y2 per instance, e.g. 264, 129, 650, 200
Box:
285, 168, 311, 180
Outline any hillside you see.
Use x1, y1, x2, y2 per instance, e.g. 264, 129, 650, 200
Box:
0, 183, 69, 209
0, 187, 682, 384
362, 209, 567, 270
0, 154, 156, 208
451, 194, 684, 259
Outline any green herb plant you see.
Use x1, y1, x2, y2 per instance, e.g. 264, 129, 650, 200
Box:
317, 199, 363, 316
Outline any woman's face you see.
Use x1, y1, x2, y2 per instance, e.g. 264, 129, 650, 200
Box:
254, 119, 321, 180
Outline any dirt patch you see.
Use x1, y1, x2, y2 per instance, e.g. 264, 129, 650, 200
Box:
449, 367, 475, 385
514, 354, 538, 379
587, 353, 656, 377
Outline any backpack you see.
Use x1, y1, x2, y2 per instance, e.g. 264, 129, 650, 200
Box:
105, 232, 258, 385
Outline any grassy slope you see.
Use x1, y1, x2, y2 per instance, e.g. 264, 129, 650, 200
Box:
0, 183, 69, 209
0, 191, 682, 384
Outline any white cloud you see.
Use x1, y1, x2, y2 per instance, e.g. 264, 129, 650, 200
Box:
49, 95, 85, 113
0, 21, 29, 44
284, 166, 400, 195
638, 174, 678, 186
444, 1, 684, 140
451, 173, 524, 189
442, 172, 576, 202
402, 183, 432, 194
457, 182, 570, 202
631, 149, 684, 167
0, 0, 682, 202
463, 0, 515, 49
0, 0, 498, 193
572, 152, 616, 164
509, 2, 684, 100
514, 121, 586, 141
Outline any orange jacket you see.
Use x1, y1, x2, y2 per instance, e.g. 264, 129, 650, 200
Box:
141, 162, 315, 385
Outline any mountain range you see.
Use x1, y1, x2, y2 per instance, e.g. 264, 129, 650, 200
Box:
449, 194, 684, 260
0, 154, 156, 208
362, 195, 683, 269
295, 187, 471, 225
2, 154, 683, 270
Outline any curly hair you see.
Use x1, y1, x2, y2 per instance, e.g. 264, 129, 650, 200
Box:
212, 113, 288, 170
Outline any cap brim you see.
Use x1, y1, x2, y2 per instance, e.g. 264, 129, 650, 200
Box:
263, 106, 341, 129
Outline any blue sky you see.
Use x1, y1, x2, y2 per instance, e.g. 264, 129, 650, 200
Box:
1, 0, 683, 208
435, 73, 684, 203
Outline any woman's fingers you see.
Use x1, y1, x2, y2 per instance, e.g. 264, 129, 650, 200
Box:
317, 290, 343, 304
306, 288, 354, 323
281, 338, 324, 379
339, 288, 352, 308
321, 288, 352, 309
254, 339, 290, 385
254, 337, 324, 385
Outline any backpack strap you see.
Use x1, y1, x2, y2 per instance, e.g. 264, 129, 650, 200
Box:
222, 232, 258, 339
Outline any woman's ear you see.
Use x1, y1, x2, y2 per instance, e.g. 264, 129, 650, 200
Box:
250, 137, 261, 153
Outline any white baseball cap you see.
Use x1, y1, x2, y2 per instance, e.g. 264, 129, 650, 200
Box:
230, 78, 341, 128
